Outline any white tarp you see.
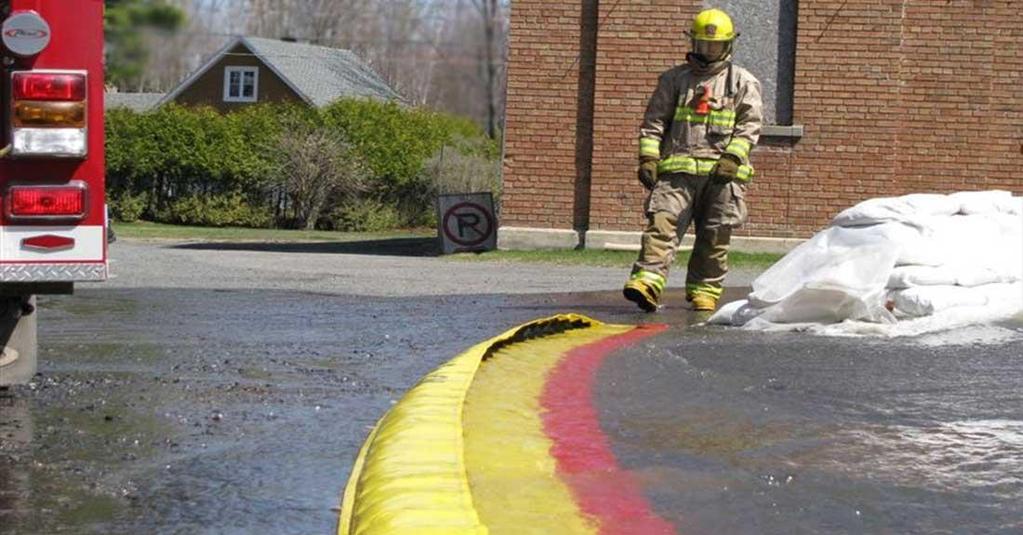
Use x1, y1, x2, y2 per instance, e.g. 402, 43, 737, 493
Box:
710, 190, 1023, 337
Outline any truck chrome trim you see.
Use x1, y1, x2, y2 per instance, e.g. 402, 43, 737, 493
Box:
0, 262, 106, 282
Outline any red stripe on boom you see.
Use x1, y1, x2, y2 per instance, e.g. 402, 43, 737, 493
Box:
540, 324, 676, 535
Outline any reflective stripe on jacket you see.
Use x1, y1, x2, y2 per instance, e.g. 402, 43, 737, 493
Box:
638, 62, 762, 182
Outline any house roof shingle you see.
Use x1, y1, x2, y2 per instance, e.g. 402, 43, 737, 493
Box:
243, 37, 403, 107
161, 36, 402, 108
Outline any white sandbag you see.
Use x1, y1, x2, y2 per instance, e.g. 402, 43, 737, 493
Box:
708, 299, 761, 326
991, 211, 1023, 236
888, 264, 1016, 289
950, 190, 1014, 215
954, 266, 1013, 287
974, 282, 1023, 305
758, 285, 895, 324
895, 240, 950, 266
742, 300, 1023, 339
1006, 197, 1023, 215
895, 213, 1008, 267
904, 193, 963, 216
995, 211, 1023, 279
890, 285, 988, 317
831, 193, 959, 228
750, 223, 909, 307
987, 194, 1020, 215
830, 198, 905, 228
714, 191, 1023, 337
928, 213, 1023, 283
890, 281, 1023, 318
888, 265, 958, 288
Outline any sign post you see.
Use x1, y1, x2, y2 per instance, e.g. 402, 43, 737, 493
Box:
437, 193, 497, 255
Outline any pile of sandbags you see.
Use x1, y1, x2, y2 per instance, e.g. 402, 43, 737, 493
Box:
711, 191, 1023, 335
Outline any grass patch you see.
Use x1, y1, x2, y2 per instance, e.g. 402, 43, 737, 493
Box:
112, 221, 784, 269
448, 248, 783, 269
113, 221, 432, 242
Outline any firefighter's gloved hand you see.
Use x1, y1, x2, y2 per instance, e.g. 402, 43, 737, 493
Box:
710, 154, 741, 184
638, 158, 659, 190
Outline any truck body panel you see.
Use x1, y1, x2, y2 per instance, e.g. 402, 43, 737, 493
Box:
0, 0, 107, 282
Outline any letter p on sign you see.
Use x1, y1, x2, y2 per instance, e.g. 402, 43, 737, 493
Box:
437, 193, 497, 255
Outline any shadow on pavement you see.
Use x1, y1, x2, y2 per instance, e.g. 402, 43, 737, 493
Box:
170, 237, 440, 257
500, 287, 750, 329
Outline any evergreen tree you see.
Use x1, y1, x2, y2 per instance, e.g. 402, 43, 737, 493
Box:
105, 0, 185, 90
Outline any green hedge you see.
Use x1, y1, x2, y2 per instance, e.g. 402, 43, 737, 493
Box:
105, 100, 499, 229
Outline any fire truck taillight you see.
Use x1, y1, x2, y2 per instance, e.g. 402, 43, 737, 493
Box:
14, 101, 86, 128
12, 73, 87, 101
5, 182, 88, 221
9, 71, 88, 158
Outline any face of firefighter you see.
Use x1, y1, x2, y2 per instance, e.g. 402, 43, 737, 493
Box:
691, 39, 731, 63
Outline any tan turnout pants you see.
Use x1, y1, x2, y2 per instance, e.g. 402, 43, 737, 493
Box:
632, 172, 748, 299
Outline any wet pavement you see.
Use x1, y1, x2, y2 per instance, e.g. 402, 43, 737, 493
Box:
2, 239, 1022, 534
2, 288, 628, 534
600, 312, 1023, 534
0, 239, 657, 534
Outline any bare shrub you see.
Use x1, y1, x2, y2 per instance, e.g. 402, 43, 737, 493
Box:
274, 126, 367, 230
424, 137, 501, 198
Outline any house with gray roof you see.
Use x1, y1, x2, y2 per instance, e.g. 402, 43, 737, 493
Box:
159, 36, 402, 112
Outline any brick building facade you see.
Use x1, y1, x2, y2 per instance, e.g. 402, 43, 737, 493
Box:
499, 1, 1022, 250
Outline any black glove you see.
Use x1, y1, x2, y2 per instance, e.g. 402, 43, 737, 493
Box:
638, 159, 658, 190
710, 154, 741, 184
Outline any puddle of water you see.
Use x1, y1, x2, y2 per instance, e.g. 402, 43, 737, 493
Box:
822, 419, 1023, 500
0, 461, 125, 534
0, 396, 133, 533
613, 409, 804, 461
41, 342, 168, 367
38, 294, 140, 318
599, 325, 1023, 534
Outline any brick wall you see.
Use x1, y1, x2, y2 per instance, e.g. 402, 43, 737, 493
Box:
589, 0, 698, 233
502, 0, 1023, 239
501, 1, 594, 229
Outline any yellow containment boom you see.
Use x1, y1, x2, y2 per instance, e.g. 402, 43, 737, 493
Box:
337, 314, 602, 535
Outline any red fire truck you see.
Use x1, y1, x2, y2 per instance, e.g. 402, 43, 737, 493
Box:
0, 0, 106, 385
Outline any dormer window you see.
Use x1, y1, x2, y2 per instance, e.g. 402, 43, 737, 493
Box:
223, 66, 258, 102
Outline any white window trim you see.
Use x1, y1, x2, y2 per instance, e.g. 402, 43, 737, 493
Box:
223, 66, 259, 103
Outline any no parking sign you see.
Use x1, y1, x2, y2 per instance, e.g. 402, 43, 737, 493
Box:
437, 193, 497, 254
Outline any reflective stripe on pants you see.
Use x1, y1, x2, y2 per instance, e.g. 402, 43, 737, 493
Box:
632, 173, 747, 296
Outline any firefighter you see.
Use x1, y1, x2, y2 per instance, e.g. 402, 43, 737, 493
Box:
623, 8, 762, 313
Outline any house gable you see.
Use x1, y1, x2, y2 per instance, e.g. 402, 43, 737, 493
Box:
171, 42, 306, 111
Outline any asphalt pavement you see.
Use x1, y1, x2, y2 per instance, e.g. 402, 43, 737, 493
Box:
0, 238, 708, 534
599, 316, 1023, 534
1, 238, 1020, 534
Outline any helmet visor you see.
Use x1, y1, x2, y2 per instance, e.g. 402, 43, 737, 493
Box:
692, 39, 730, 62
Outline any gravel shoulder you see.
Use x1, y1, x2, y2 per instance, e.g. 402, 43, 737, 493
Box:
105, 239, 764, 296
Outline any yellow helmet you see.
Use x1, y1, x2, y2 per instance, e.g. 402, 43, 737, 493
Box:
689, 8, 736, 42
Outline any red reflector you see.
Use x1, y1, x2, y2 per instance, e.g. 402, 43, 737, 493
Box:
7, 185, 87, 219
22, 235, 75, 251
12, 72, 86, 101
